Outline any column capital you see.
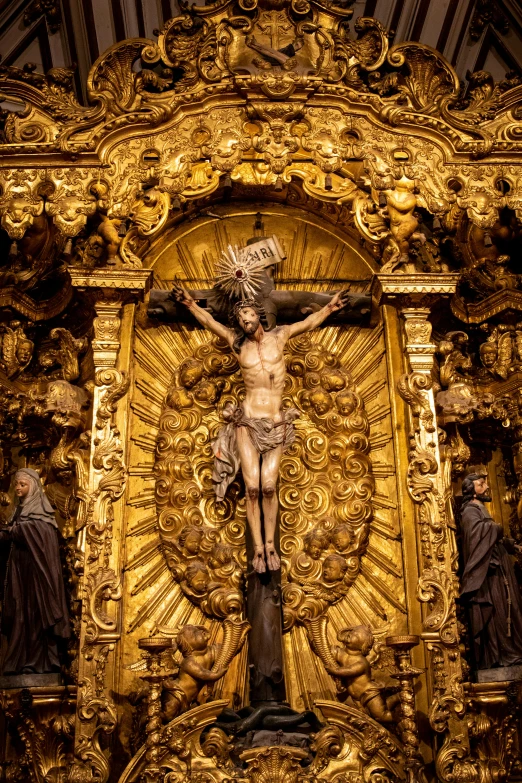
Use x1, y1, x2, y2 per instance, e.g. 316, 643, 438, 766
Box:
372, 274, 459, 373
371, 273, 460, 308
68, 267, 153, 298
401, 307, 437, 372
68, 267, 153, 368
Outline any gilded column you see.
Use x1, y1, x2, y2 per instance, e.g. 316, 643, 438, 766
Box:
68, 268, 152, 783
372, 274, 470, 770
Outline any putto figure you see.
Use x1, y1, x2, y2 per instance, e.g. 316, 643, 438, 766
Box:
460, 473, 522, 670
173, 285, 349, 573
0, 469, 70, 674
161, 617, 249, 721
326, 625, 399, 723
162, 625, 226, 721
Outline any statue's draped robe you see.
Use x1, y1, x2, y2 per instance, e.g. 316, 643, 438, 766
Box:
460, 500, 522, 669
0, 471, 70, 674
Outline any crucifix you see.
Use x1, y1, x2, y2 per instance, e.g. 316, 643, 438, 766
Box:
149, 215, 371, 703
257, 10, 293, 50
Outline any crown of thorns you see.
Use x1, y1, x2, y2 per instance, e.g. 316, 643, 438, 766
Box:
233, 299, 260, 318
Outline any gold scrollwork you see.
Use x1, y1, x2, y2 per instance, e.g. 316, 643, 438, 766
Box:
154, 334, 374, 625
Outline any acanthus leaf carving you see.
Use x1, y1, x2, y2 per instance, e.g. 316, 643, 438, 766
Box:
38, 327, 88, 381
417, 567, 458, 645
397, 372, 435, 433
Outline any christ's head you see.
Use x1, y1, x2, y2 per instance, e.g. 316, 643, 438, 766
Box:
236, 306, 260, 335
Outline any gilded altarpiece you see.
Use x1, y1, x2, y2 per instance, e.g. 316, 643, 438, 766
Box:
0, 1, 521, 781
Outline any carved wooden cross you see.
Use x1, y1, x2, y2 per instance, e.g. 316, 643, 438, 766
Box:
257, 10, 293, 50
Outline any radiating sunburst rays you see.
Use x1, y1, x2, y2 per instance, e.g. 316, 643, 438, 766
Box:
120, 211, 400, 708
123, 313, 404, 711
154, 214, 371, 293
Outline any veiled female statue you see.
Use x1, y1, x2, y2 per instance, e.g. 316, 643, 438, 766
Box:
0, 468, 70, 675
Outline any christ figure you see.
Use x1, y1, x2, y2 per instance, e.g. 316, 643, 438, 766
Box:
173, 286, 348, 574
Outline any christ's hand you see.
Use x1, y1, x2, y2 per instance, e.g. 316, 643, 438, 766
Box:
328, 290, 350, 312
170, 280, 196, 309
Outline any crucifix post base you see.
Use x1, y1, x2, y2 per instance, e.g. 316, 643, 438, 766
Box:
245, 526, 286, 705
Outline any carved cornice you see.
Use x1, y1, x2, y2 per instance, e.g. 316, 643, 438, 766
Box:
0, 283, 72, 320
451, 288, 522, 323
0, 0, 520, 160
371, 273, 460, 305
68, 268, 153, 294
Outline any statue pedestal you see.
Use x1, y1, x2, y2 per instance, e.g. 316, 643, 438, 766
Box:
477, 665, 522, 683
0, 683, 76, 782
0, 672, 62, 689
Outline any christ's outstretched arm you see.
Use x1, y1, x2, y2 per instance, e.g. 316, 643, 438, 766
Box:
172, 283, 235, 346
284, 291, 351, 340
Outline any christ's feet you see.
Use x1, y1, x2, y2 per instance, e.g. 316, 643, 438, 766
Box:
252, 546, 266, 573
265, 542, 280, 571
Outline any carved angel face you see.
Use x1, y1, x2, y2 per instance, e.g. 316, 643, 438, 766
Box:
309, 388, 333, 416
338, 625, 373, 654
178, 624, 210, 654
336, 391, 357, 416
1, 196, 43, 239
332, 525, 353, 552
194, 380, 219, 404
187, 567, 209, 593
190, 626, 210, 650
480, 342, 497, 369
16, 339, 33, 367
167, 389, 193, 410
209, 543, 233, 569
321, 370, 346, 393
322, 554, 347, 584
304, 532, 328, 560
184, 530, 202, 555
180, 360, 204, 389
179, 525, 203, 555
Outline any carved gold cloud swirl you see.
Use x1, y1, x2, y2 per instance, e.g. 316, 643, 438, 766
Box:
154, 333, 374, 625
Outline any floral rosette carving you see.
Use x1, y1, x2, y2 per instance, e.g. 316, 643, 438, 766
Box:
154, 333, 374, 625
